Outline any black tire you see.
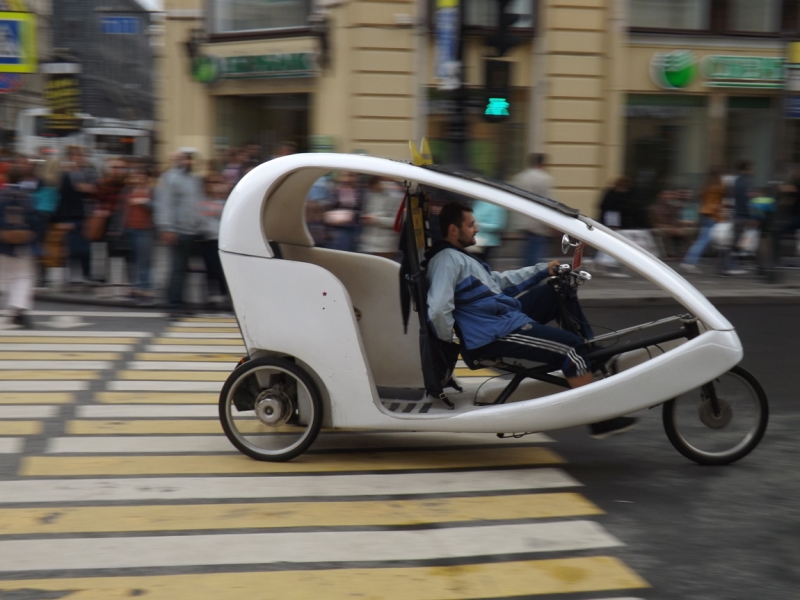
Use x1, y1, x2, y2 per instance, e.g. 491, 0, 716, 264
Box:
663, 365, 768, 466
219, 356, 323, 462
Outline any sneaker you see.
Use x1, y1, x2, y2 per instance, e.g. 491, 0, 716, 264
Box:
12, 311, 33, 330
588, 416, 638, 440
679, 263, 701, 274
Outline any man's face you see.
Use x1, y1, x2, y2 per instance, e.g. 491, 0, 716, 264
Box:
452, 211, 479, 248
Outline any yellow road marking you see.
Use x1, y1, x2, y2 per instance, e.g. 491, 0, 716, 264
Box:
152, 338, 245, 346
0, 393, 74, 404
118, 371, 229, 381
0, 337, 137, 344
20, 447, 565, 476
0, 421, 41, 435
135, 353, 242, 362
0, 557, 648, 598
0, 371, 98, 381
95, 392, 218, 404
454, 367, 498, 377
166, 327, 241, 333
67, 419, 226, 435
0, 493, 602, 535
0, 352, 120, 360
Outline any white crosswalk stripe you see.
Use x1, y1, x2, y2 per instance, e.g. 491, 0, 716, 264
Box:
0, 438, 24, 453
0, 318, 649, 597
0, 469, 582, 503
107, 381, 223, 392
0, 521, 622, 572
0, 406, 59, 419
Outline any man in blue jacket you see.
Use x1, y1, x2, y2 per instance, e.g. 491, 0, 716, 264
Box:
426, 202, 637, 439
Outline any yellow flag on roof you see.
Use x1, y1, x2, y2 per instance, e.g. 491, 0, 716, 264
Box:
409, 138, 433, 166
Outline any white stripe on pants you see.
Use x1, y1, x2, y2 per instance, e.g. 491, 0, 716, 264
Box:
0, 250, 35, 311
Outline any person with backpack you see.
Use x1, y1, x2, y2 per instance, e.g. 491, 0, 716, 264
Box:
425, 202, 638, 439
0, 165, 39, 328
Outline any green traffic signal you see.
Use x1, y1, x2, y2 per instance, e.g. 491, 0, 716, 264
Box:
485, 97, 510, 117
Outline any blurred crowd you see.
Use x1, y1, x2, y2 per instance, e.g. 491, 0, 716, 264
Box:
2, 142, 799, 328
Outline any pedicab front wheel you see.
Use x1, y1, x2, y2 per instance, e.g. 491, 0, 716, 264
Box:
662, 366, 768, 466
219, 356, 323, 462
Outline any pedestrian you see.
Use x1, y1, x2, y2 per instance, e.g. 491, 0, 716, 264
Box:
649, 189, 688, 259
52, 146, 96, 287
96, 158, 130, 289
30, 155, 61, 287
468, 199, 508, 264
680, 168, 725, 274
306, 173, 335, 247
720, 160, 754, 276
358, 176, 403, 259
593, 176, 634, 277
198, 172, 229, 307
510, 153, 554, 265
122, 168, 156, 305
324, 171, 363, 252
154, 149, 205, 316
0, 165, 39, 328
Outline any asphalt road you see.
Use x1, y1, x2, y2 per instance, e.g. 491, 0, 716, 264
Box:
558, 303, 800, 600
0, 300, 795, 599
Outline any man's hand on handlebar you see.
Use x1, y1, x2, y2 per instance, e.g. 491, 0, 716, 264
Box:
547, 260, 560, 276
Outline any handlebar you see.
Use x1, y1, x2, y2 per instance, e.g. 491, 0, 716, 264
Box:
552, 264, 592, 283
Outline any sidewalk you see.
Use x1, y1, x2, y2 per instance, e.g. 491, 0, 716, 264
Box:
32, 250, 800, 309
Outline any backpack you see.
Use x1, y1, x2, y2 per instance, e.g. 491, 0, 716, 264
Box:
0, 188, 36, 246
398, 189, 460, 408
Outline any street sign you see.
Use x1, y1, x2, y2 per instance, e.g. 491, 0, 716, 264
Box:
0, 11, 36, 74
0, 72, 21, 93
100, 17, 141, 35
434, 0, 460, 91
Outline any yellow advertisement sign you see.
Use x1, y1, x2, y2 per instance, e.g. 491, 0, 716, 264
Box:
0, 11, 37, 74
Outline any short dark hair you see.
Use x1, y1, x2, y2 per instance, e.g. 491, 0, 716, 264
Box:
438, 202, 473, 238
737, 160, 752, 173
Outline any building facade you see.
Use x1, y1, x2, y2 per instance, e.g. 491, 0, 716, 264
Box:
53, 0, 155, 121
158, 0, 800, 215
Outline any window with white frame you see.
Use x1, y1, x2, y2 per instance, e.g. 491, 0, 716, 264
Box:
464, 0, 535, 29
210, 0, 312, 33
728, 0, 782, 33
629, 0, 711, 30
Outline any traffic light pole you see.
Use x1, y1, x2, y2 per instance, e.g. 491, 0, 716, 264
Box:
447, 1, 469, 170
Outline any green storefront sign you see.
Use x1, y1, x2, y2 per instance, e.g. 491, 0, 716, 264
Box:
192, 52, 317, 84
703, 55, 784, 89
651, 51, 787, 90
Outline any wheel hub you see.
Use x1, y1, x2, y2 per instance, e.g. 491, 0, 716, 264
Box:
698, 397, 733, 429
254, 388, 293, 426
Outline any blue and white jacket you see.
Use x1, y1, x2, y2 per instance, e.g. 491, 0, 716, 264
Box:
425, 241, 550, 349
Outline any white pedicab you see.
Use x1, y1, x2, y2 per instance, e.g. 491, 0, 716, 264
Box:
217, 153, 768, 464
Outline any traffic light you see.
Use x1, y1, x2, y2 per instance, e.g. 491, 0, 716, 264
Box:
486, 0, 522, 57
483, 58, 512, 122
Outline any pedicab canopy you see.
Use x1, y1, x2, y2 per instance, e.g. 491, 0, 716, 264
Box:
217, 152, 733, 333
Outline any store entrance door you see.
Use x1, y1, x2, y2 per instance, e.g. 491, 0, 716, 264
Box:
216, 93, 310, 157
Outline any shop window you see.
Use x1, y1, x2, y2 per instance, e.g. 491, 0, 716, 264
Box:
624, 94, 708, 214
210, 0, 312, 33
728, 0, 781, 32
725, 97, 774, 185
629, 0, 711, 30
464, 0, 535, 29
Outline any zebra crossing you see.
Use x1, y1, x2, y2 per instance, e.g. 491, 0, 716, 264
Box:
0, 315, 649, 599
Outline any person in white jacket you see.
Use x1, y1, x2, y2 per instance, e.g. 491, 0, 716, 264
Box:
358, 176, 403, 259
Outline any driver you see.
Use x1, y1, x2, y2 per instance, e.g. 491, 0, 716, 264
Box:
425, 202, 637, 439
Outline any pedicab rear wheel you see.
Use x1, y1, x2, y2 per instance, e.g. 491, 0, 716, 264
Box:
662, 366, 768, 466
219, 356, 323, 462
